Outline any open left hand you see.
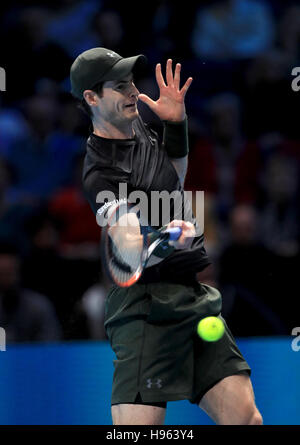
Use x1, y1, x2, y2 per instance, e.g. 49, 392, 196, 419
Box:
138, 59, 193, 122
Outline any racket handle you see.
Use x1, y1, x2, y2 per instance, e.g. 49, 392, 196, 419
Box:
166, 227, 182, 241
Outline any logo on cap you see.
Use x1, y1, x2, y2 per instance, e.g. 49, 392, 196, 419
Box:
106, 52, 116, 58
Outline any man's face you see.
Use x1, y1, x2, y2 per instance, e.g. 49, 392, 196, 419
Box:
96, 74, 140, 125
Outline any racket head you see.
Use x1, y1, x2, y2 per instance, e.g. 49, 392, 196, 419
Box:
101, 201, 148, 287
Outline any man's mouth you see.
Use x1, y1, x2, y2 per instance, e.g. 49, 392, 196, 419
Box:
125, 103, 136, 108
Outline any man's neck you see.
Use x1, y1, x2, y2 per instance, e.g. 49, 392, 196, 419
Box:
93, 119, 135, 140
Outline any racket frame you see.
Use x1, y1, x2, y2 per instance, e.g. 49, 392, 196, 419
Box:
101, 202, 181, 287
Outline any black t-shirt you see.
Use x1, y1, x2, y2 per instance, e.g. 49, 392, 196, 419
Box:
82, 117, 210, 281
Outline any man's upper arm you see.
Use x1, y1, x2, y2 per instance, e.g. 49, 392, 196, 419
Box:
83, 169, 124, 225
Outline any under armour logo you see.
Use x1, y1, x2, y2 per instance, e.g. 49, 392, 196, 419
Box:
146, 378, 162, 389
106, 52, 116, 58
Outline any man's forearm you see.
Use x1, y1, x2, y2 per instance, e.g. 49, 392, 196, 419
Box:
163, 117, 189, 186
169, 156, 188, 187
163, 116, 189, 157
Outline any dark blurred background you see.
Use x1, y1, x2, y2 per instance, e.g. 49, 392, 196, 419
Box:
0, 0, 299, 343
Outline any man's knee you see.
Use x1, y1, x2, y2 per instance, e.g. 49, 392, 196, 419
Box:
242, 404, 263, 425
248, 408, 263, 425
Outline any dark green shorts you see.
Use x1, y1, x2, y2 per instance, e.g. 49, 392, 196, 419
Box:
104, 281, 251, 406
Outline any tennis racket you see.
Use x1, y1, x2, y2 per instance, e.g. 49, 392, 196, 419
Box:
100, 201, 182, 287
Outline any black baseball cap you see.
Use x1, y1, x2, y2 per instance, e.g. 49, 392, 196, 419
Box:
70, 47, 147, 99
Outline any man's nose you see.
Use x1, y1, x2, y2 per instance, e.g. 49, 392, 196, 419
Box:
129, 83, 140, 98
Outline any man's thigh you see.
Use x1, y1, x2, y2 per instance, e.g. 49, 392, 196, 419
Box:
198, 372, 263, 425
190, 313, 251, 404
111, 403, 166, 425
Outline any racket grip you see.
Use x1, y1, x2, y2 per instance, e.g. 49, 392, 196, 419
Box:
167, 227, 182, 241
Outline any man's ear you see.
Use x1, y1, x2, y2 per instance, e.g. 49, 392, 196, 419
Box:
83, 90, 99, 107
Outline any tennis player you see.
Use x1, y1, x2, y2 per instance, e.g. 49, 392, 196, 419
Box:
70, 48, 263, 425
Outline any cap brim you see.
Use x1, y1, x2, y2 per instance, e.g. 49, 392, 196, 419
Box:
101, 54, 147, 82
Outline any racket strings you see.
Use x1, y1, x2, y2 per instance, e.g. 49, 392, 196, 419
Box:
108, 237, 133, 273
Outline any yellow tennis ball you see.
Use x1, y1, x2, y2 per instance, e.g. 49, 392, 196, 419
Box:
197, 316, 225, 342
